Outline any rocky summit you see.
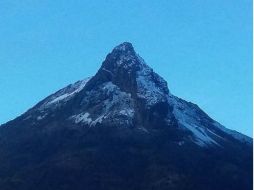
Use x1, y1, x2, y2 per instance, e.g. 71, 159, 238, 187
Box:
0, 42, 252, 190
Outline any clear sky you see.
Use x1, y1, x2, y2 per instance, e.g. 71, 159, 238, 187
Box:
0, 0, 252, 136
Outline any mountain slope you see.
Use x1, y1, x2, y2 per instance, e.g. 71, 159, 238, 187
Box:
0, 42, 252, 190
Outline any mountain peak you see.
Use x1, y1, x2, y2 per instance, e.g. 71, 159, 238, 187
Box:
85, 42, 169, 101
112, 42, 134, 53
102, 42, 139, 70
74, 42, 171, 128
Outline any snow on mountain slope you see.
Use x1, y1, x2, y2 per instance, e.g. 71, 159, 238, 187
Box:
39, 77, 91, 110
168, 95, 251, 146
136, 55, 169, 107
70, 81, 135, 127
20, 78, 91, 122
168, 95, 224, 146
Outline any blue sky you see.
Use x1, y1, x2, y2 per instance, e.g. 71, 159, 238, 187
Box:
0, 0, 252, 136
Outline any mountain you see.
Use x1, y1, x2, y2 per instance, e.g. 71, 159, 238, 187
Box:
0, 42, 252, 190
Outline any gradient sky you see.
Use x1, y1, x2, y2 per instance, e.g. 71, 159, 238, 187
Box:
0, 0, 252, 136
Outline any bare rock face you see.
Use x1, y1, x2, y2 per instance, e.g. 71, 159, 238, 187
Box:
0, 42, 252, 190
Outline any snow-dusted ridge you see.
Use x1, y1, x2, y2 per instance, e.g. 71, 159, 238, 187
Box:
168, 95, 222, 146
168, 95, 252, 146
39, 77, 91, 110
136, 56, 169, 107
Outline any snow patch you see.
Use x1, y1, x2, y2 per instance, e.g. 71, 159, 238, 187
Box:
182, 123, 219, 146
40, 78, 90, 109
119, 109, 134, 117
136, 60, 168, 107
72, 112, 92, 124
169, 95, 252, 146
116, 55, 136, 68
37, 116, 44, 120
102, 68, 114, 76
90, 114, 105, 126
169, 95, 222, 147
70, 82, 135, 127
